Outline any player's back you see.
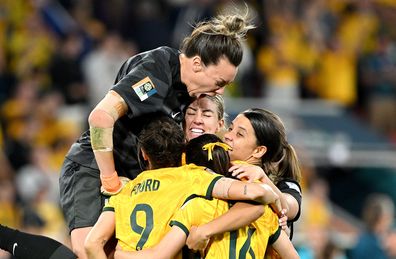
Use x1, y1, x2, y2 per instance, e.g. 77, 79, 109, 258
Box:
171, 197, 280, 258
105, 163, 222, 251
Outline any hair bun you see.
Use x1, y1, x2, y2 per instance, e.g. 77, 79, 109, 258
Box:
214, 14, 255, 39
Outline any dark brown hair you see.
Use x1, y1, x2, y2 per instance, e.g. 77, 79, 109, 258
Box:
138, 116, 185, 169
185, 134, 231, 176
241, 108, 301, 183
180, 13, 255, 67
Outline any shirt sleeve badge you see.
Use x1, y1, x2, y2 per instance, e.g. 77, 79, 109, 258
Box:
131, 76, 157, 101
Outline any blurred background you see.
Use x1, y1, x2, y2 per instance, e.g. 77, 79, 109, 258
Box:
1, 0, 396, 258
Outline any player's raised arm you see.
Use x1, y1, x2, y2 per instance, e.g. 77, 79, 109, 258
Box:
88, 90, 128, 195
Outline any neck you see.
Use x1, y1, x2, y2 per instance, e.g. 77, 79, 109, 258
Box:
245, 156, 261, 166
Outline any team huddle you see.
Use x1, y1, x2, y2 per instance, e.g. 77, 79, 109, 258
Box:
0, 12, 302, 259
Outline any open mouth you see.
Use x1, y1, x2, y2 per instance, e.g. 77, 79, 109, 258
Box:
190, 128, 204, 134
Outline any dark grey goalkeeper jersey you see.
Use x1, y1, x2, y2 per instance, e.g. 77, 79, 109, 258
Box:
65, 46, 192, 179
277, 178, 302, 240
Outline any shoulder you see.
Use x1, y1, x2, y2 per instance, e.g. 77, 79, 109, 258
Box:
118, 46, 179, 75
141, 46, 179, 64
183, 163, 207, 171
182, 196, 223, 213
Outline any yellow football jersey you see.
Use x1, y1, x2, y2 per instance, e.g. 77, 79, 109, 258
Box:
104, 164, 222, 251
171, 197, 280, 259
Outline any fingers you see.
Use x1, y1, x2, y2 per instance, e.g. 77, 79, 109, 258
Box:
186, 226, 210, 253
229, 165, 266, 183
229, 165, 244, 177
229, 165, 254, 180
279, 214, 288, 229
270, 198, 282, 216
275, 199, 282, 214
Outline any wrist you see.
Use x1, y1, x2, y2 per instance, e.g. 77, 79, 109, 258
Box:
197, 224, 213, 239
100, 171, 121, 192
202, 222, 221, 238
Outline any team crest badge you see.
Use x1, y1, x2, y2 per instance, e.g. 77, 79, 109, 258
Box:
131, 77, 157, 101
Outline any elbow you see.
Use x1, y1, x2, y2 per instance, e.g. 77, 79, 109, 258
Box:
84, 237, 102, 258
88, 109, 102, 126
88, 109, 114, 128
83, 239, 94, 255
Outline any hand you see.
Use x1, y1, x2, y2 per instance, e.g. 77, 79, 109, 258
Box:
186, 226, 210, 255
229, 164, 266, 182
260, 183, 282, 214
101, 176, 130, 196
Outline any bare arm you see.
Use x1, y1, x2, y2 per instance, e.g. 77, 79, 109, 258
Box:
88, 90, 128, 193
85, 211, 116, 259
186, 202, 264, 251
283, 192, 299, 220
230, 164, 289, 215
229, 164, 301, 237
212, 177, 282, 213
271, 231, 300, 259
258, 175, 299, 220
114, 227, 187, 259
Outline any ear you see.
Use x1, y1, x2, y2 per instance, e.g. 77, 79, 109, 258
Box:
192, 56, 203, 72
141, 148, 149, 161
217, 119, 225, 130
252, 145, 267, 159
215, 119, 226, 139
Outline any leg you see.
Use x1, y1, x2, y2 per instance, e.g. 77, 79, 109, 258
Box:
59, 160, 106, 259
0, 224, 76, 259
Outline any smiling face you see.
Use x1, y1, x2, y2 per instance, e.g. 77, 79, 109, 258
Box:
184, 96, 224, 141
180, 55, 238, 98
223, 114, 263, 164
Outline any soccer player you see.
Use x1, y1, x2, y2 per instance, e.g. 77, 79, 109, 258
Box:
183, 99, 300, 237
59, 13, 256, 259
187, 108, 302, 258
183, 94, 227, 141
113, 134, 299, 259
84, 116, 281, 259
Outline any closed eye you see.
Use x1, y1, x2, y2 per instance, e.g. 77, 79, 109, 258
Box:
216, 80, 228, 88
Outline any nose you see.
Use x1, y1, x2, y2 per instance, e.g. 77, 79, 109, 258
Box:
215, 87, 225, 95
192, 112, 204, 124
223, 131, 232, 142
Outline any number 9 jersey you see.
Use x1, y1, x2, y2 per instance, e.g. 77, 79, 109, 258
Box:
103, 164, 222, 252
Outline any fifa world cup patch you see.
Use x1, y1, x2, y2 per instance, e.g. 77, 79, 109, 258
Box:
131, 77, 157, 101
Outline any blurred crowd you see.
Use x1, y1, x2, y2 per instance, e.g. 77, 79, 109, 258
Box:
1, 0, 396, 258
